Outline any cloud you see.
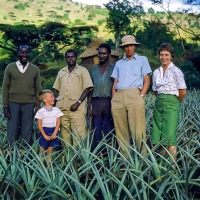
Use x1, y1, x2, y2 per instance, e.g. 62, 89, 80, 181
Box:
73, 0, 199, 13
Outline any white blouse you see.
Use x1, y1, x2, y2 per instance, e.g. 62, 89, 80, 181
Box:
152, 62, 187, 96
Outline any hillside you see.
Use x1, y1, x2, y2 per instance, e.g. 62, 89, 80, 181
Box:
0, 0, 112, 39
0, 0, 106, 24
0, 0, 199, 43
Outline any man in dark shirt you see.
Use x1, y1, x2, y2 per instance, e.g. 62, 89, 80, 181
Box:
88, 43, 115, 152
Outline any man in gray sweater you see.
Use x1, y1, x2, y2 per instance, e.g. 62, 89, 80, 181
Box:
2, 44, 42, 146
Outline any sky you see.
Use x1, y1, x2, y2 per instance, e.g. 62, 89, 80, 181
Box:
74, 0, 199, 13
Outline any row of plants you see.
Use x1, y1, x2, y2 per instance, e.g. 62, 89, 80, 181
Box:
0, 90, 199, 199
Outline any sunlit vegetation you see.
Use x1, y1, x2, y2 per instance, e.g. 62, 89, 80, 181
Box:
0, 90, 199, 199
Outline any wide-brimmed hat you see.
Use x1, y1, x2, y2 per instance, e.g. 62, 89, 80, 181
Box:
118, 35, 140, 47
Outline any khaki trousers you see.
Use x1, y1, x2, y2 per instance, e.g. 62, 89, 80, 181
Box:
111, 88, 146, 158
60, 109, 86, 148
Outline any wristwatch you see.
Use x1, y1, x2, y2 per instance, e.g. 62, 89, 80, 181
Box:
141, 94, 144, 97
77, 100, 82, 104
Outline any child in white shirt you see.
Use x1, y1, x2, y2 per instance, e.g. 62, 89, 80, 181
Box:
35, 90, 63, 163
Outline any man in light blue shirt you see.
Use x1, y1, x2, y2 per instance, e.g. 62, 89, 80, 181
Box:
111, 35, 152, 158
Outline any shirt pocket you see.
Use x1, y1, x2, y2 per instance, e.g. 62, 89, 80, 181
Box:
55, 94, 64, 109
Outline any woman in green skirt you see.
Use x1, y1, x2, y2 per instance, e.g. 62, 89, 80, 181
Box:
152, 43, 187, 162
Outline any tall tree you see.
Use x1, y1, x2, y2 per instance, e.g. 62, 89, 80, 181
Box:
104, 0, 144, 49
0, 22, 98, 64
150, 0, 200, 52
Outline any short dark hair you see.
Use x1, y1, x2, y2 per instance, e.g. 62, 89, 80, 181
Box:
158, 43, 174, 59
65, 49, 77, 58
38, 89, 53, 102
18, 44, 30, 52
97, 43, 111, 54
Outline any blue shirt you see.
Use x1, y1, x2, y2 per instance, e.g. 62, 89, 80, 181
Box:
89, 63, 114, 97
111, 53, 152, 90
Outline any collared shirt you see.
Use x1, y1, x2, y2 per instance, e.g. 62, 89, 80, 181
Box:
111, 53, 152, 90
53, 64, 93, 112
152, 62, 187, 96
16, 60, 29, 73
89, 63, 114, 98
35, 107, 64, 127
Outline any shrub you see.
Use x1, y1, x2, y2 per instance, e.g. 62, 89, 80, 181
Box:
87, 16, 93, 20
62, 13, 69, 20
14, 3, 26, 10
54, 6, 63, 11
97, 19, 104, 26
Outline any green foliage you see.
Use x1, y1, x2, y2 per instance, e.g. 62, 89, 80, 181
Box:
0, 90, 199, 199
104, 0, 144, 40
148, 7, 155, 14
136, 20, 179, 55
89, 9, 107, 16
53, 6, 63, 10
97, 19, 105, 26
177, 58, 200, 89
62, 13, 69, 20
74, 19, 86, 25
0, 22, 97, 64
14, 3, 26, 10
192, 21, 199, 28
87, 16, 93, 21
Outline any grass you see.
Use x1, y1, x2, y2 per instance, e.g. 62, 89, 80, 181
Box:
0, 90, 199, 199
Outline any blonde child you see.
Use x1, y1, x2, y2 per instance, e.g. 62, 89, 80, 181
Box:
35, 90, 63, 162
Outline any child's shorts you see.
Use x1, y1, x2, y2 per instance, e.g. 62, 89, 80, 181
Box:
39, 127, 60, 149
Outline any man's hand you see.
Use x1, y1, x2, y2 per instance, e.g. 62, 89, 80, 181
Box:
70, 102, 80, 112
3, 107, 11, 119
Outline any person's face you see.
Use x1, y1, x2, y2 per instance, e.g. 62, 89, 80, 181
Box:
159, 50, 172, 67
98, 47, 110, 64
65, 52, 77, 67
18, 47, 30, 65
43, 93, 54, 105
124, 44, 136, 58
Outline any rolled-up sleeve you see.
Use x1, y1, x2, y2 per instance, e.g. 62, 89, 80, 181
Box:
111, 63, 119, 79
142, 57, 152, 77
82, 67, 93, 90
53, 72, 61, 91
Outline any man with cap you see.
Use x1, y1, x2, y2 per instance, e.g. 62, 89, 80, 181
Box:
2, 44, 42, 146
111, 35, 152, 158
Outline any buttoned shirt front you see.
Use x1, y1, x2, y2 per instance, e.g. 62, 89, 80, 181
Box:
89, 63, 114, 98
111, 53, 152, 90
53, 65, 93, 112
16, 60, 29, 73
152, 62, 187, 96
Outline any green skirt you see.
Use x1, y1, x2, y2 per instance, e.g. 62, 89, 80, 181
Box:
152, 94, 180, 146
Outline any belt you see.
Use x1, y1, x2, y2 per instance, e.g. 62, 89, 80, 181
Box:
92, 97, 111, 99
